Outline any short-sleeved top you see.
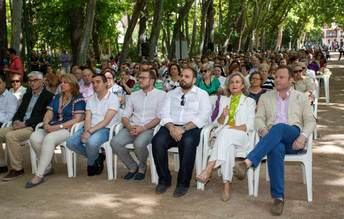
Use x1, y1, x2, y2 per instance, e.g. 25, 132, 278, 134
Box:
47, 94, 86, 125
196, 77, 221, 95
86, 91, 120, 128
261, 76, 274, 90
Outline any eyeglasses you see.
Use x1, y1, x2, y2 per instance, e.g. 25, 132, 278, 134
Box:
11, 80, 20, 83
200, 70, 207, 73
251, 77, 261, 81
28, 79, 41, 83
293, 70, 302, 73
180, 94, 185, 106
106, 77, 113, 80
138, 76, 150, 80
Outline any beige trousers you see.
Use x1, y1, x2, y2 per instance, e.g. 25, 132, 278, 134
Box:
0, 126, 33, 170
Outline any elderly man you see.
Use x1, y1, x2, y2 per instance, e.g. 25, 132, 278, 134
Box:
79, 67, 94, 100
234, 66, 316, 216
152, 67, 211, 197
0, 71, 54, 181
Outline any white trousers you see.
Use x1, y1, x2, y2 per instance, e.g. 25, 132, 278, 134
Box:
209, 127, 248, 182
30, 128, 70, 177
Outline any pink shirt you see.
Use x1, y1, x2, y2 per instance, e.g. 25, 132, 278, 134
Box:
274, 90, 290, 124
79, 82, 94, 100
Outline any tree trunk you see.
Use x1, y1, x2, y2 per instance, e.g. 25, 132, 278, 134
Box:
148, 0, 163, 59
92, 21, 100, 62
70, 5, 84, 65
275, 25, 283, 51
189, 0, 197, 56
77, 0, 97, 66
0, 0, 7, 49
203, 0, 214, 54
11, 0, 23, 54
199, 0, 212, 55
119, 0, 146, 64
137, 6, 147, 57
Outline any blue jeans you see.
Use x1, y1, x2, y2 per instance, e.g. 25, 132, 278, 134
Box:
66, 128, 109, 166
246, 123, 302, 199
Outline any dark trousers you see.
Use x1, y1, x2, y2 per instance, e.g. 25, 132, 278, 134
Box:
152, 126, 201, 188
246, 123, 302, 199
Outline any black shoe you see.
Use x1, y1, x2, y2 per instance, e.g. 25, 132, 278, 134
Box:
155, 184, 171, 194
87, 165, 98, 176
2, 169, 24, 181
134, 170, 146, 181
123, 167, 138, 180
173, 186, 189, 198
95, 153, 106, 175
0, 166, 8, 174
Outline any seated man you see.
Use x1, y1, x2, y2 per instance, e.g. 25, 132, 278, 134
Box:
0, 71, 54, 180
0, 73, 18, 127
152, 67, 211, 197
234, 66, 316, 216
79, 67, 94, 100
67, 74, 120, 176
111, 69, 165, 180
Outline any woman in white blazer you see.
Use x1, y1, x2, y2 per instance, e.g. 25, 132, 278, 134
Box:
197, 72, 256, 201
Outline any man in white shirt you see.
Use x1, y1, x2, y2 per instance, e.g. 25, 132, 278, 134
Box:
152, 67, 211, 197
111, 70, 165, 180
67, 74, 120, 176
0, 74, 18, 127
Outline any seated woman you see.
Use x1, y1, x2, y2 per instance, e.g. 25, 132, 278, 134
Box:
44, 72, 60, 94
248, 71, 266, 104
25, 74, 86, 188
259, 63, 274, 90
103, 69, 125, 105
118, 69, 135, 95
196, 72, 255, 202
163, 63, 181, 92
9, 73, 27, 103
196, 64, 221, 95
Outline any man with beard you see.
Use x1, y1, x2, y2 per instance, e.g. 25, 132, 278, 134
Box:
152, 67, 211, 197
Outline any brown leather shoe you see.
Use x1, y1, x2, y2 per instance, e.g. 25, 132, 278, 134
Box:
271, 199, 284, 216
2, 169, 24, 181
233, 161, 247, 180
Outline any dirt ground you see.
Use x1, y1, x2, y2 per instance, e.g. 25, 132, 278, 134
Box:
1, 55, 344, 219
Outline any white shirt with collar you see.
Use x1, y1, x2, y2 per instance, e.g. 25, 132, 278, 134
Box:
123, 88, 166, 126
0, 89, 18, 124
86, 90, 120, 128
160, 86, 211, 128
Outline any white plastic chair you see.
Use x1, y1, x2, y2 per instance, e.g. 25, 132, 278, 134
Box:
316, 73, 331, 103
253, 134, 313, 202
200, 123, 257, 195
113, 123, 162, 183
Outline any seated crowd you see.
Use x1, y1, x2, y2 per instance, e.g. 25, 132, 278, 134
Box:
0, 48, 322, 216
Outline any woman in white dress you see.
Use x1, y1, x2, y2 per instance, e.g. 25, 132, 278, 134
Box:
196, 72, 255, 201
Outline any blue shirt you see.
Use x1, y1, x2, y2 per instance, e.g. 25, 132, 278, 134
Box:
47, 94, 86, 125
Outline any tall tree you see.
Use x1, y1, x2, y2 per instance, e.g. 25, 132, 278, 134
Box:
148, 0, 163, 59
11, 0, 23, 54
119, 0, 147, 64
0, 0, 7, 49
77, 0, 97, 65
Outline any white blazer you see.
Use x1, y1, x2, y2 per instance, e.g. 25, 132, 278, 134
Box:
214, 94, 256, 133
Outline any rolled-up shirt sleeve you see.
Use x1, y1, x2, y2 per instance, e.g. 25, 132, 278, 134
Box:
122, 95, 133, 119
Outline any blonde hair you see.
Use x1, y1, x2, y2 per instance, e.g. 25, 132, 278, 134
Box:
258, 63, 270, 72
224, 72, 247, 96
59, 74, 80, 97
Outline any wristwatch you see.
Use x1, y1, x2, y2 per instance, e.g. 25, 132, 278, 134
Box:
59, 124, 64, 129
182, 125, 187, 131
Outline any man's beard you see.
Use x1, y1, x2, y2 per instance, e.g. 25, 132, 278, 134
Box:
179, 80, 193, 90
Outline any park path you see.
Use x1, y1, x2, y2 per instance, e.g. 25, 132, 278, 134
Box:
0, 57, 344, 219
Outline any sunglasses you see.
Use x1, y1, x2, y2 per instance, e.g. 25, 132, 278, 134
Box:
180, 94, 185, 106
11, 80, 20, 83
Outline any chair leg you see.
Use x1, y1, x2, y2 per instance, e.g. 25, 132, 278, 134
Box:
103, 145, 114, 180
114, 154, 118, 180
304, 162, 313, 202
195, 146, 204, 191
174, 154, 179, 171
65, 147, 74, 178
301, 163, 306, 184
148, 144, 158, 184
247, 167, 254, 196
254, 163, 261, 197
265, 161, 270, 182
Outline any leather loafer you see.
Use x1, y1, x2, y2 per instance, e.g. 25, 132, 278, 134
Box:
155, 184, 171, 194
173, 186, 188, 198
134, 171, 146, 181
2, 169, 24, 181
271, 198, 284, 216
123, 167, 138, 180
25, 177, 45, 189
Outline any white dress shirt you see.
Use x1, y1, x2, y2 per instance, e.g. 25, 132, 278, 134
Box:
86, 91, 120, 128
123, 88, 166, 126
0, 89, 18, 124
160, 86, 211, 128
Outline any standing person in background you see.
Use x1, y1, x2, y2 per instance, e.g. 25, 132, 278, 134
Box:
59, 50, 71, 73
3, 48, 24, 84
